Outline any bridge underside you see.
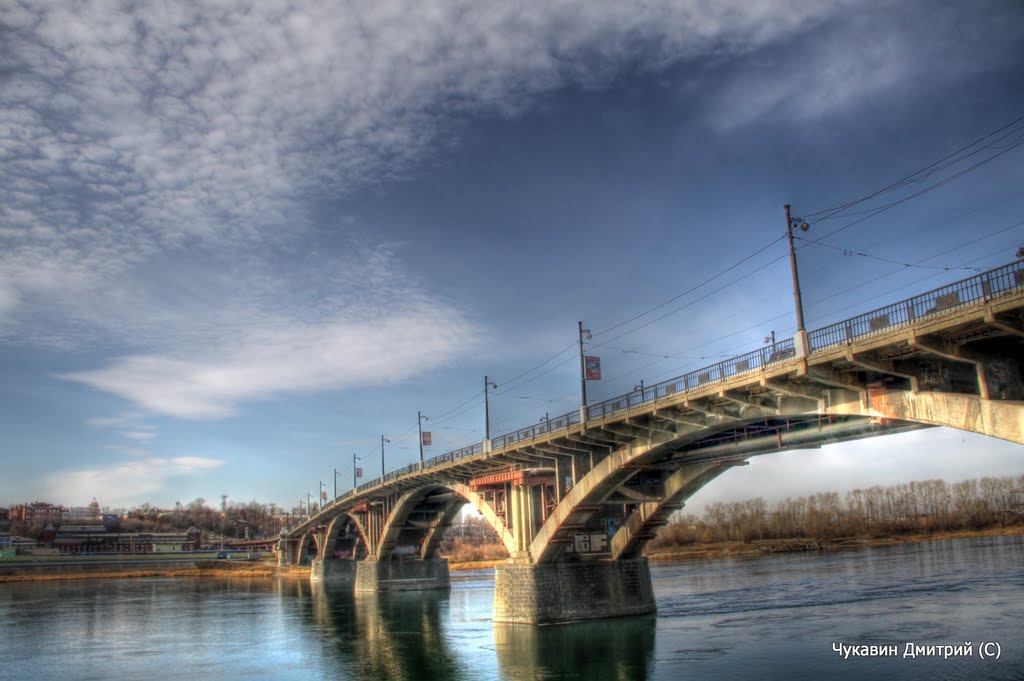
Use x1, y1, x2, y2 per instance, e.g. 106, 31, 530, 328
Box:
282, 282, 1023, 624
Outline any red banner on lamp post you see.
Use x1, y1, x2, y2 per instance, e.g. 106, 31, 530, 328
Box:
421, 431, 432, 446
585, 356, 602, 380
321, 491, 328, 501
355, 467, 363, 478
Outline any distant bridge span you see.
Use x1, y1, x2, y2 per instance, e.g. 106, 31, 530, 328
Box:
281, 261, 1024, 624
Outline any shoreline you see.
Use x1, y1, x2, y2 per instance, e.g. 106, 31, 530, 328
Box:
645, 524, 1024, 562
3, 526, 1021, 583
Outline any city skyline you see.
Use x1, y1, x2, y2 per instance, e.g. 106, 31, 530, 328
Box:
2, 1, 1023, 511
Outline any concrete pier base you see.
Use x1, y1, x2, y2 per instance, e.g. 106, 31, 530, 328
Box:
493, 558, 656, 625
354, 558, 450, 592
310, 558, 357, 585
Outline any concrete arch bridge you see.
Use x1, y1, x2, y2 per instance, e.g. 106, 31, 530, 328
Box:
280, 261, 1024, 624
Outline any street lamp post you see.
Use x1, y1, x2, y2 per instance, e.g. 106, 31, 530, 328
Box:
578, 321, 592, 423
634, 380, 645, 403
333, 468, 342, 500
484, 376, 498, 441
418, 411, 429, 465
784, 204, 809, 334
784, 204, 811, 356
353, 453, 361, 490
319, 480, 325, 512
381, 435, 390, 478
306, 492, 311, 519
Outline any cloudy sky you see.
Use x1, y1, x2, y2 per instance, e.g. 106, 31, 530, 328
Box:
2, 0, 1022, 513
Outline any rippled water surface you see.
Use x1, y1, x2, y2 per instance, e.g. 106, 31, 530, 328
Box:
2, 535, 1022, 680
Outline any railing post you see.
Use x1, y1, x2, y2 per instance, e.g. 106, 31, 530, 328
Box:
794, 329, 810, 358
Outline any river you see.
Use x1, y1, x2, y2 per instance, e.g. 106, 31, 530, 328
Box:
1, 535, 1021, 680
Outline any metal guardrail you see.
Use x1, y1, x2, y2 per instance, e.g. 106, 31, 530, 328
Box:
808, 260, 1024, 352
323, 260, 1024, 507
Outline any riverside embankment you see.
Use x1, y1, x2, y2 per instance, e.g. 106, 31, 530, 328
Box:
4, 525, 1022, 582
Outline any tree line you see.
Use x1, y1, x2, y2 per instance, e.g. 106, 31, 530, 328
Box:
6, 498, 286, 540
650, 474, 1024, 547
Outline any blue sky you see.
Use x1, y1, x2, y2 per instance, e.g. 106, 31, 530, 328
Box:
2, 0, 1023, 513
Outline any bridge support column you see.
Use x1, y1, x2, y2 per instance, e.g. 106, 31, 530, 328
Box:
354, 558, 450, 593
493, 558, 656, 625
310, 559, 357, 585
278, 539, 299, 566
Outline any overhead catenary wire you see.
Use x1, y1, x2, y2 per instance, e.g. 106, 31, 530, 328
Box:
803, 113, 1024, 223
802, 129, 1024, 245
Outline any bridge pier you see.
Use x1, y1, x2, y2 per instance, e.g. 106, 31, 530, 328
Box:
278, 538, 301, 566
493, 558, 656, 625
354, 558, 450, 593
310, 558, 357, 585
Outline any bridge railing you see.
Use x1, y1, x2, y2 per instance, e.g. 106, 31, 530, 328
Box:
809, 259, 1024, 352
491, 409, 580, 448
587, 338, 798, 419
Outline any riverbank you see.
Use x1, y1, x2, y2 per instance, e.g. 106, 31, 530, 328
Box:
645, 524, 1024, 562
0, 559, 302, 583
4, 525, 1022, 583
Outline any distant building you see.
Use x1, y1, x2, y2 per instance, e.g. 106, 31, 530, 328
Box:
0, 507, 9, 522
62, 504, 101, 521
0, 532, 11, 549
51, 525, 202, 554
9, 536, 41, 550
10, 502, 63, 523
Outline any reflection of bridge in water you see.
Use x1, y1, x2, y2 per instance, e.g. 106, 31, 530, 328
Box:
301, 576, 657, 679
281, 261, 1024, 624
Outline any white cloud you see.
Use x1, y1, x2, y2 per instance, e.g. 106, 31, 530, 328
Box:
119, 430, 157, 442
44, 456, 226, 508
703, 2, 1022, 129
64, 300, 478, 418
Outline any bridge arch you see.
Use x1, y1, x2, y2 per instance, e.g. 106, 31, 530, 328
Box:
526, 412, 929, 563
320, 512, 371, 561
375, 482, 515, 560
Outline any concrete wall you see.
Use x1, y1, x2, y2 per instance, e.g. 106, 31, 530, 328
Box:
354, 558, 450, 593
310, 558, 356, 585
493, 558, 656, 625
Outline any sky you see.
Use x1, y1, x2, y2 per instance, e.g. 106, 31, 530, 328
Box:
2, 0, 1023, 515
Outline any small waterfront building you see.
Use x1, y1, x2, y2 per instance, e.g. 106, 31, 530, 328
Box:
9, 536, 41, 550
52, 525, 202, 554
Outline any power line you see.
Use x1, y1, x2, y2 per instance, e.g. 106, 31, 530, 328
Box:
803, 113, 1024, 222
803, 129, 1024, 245
592, 235, 784, 339
589, 252, 789, 350
794, 236, 985, 273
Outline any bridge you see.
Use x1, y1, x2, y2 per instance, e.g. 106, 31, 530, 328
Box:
280, 260, 1024, 624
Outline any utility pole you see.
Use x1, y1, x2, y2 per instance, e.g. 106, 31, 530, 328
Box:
333, 468, 339, 499
353, 453, 361, 489
381, 435, 390, 478
784, 204, 807, 334
318, 480, 325, 512
484, 376, 498, 441
578, 321, 591, 423
418, 411, 429, 465
306, 492, 311, 519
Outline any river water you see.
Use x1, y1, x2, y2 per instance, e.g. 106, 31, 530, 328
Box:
1, 535, 1021, 680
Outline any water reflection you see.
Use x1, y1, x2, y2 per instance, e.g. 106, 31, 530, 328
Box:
304, 582, 467, 681
494, 616, 656, 681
